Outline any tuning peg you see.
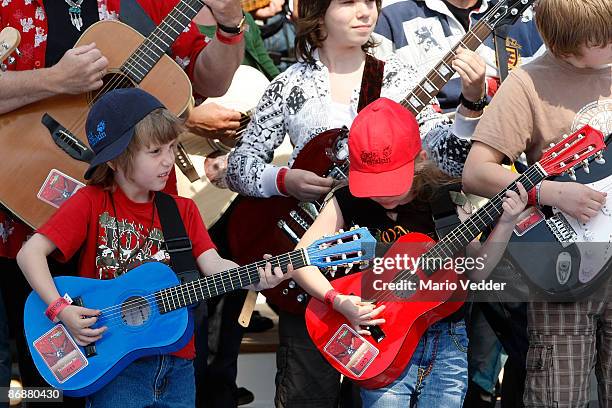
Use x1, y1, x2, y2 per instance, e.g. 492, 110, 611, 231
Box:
341, 254, 347, 260
14, 48, 20, 57
338, 229, 345, 233
595, 152, 606, 165
357, 251, 362, 257
7, 56, 15, 65
345, 262, 354, 272
0, 64, 6, 72
352, 234, 359, 241
567, 168, 576, 180
325, 257, 331, 264
582, 160, 590, 173
562, 134, 569, 139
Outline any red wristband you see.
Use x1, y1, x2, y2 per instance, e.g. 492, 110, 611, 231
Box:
276, 168, 289, 196
324, 289, 339, 308
527, 186, 537, 206
215, 29, 244, 45
45, 297, 70, 323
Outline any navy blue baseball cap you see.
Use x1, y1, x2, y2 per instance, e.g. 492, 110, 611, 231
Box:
84, 88, 165, 179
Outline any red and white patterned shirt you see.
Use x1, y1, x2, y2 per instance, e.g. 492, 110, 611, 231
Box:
0, 0, 210, 257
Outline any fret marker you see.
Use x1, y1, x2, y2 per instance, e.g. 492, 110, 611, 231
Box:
409, 96, 422, 109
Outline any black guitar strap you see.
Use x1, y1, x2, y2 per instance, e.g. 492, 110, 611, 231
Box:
357, 54, 386, 113
120, 0, 156, 37
493, 25, 510, 83
429, 182, 464, 239
154, 192, 200, 284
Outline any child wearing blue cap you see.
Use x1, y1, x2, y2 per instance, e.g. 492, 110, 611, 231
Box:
16, 88, 286, 407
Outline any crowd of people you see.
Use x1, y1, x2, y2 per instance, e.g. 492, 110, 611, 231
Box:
0, 0, 610, 407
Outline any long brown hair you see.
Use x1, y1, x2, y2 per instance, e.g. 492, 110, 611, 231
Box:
87, 108, 184, 189
295, 0, 382, 65
411, 156, 460, 203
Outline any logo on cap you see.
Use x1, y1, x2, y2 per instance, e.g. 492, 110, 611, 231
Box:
89, 120, 107, 147
360, 145, 393, 166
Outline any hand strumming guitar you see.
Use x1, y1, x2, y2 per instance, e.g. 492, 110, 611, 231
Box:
49, 43, 109, 94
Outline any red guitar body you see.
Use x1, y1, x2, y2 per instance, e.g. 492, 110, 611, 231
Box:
227, 128, 348, 314
305, 233, 464, 389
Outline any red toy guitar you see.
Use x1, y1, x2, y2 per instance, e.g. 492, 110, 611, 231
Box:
305, 125, 606, 389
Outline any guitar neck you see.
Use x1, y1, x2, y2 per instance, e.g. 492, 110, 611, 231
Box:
155, 249, 308, 313
241, 0, 271, 12
398, 4, 503, 116
422, 163, 547, 274
121, 0, 206, 84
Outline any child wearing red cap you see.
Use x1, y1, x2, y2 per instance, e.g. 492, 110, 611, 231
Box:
290, 97, 528, 407
16, 89, 286, 407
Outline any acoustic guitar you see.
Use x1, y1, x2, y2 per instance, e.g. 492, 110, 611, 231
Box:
305, 126, 606, 389
225, 0, 537, 314
0, 27, 20, 65
0, 0, 206, 229
24, 227, 375, 396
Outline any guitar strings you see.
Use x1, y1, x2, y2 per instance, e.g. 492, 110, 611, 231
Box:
66, 0, 196, 133
68, 246, 362, 326
369, 164, 545, 306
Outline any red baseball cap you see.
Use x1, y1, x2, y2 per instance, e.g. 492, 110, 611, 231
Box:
348, 98, 421, 198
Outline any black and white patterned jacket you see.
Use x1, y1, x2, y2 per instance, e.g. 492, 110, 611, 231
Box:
226, 52, 475, 198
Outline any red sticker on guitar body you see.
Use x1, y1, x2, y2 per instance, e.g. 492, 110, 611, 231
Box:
37, 169, 85, 209
514, 206, 545, 237
33, 324, 88, 383
323, 324, 379, 377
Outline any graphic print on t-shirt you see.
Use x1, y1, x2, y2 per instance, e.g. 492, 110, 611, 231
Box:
95, 212, 168, 280
572, 99, 612, 137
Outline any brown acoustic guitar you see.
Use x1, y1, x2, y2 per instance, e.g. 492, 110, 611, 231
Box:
225, 0, 537, 314
0, 0, 205, 229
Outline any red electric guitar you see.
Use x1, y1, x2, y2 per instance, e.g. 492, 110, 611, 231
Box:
305, 126, 606, 389
225, 0, 537, 313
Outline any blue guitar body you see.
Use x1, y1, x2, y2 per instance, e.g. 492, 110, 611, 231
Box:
24, 262, 193, 397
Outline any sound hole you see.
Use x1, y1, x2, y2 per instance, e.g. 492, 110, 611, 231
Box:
121, 296, 151, 327
87, 71, 137, 104
392, 274, 419, 299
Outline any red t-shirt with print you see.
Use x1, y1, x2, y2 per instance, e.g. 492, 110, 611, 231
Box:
37, 185, 216, 359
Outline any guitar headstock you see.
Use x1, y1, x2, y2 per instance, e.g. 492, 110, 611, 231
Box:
0, 27, 20, 66
486, 0, 536, 29
306, 226, 376, 269
539, 125, 606, 179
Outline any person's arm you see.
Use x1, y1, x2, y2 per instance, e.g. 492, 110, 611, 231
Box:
0, 43, 108, 114
190, 0, 245, 97
463, 142, 607, 224
465, 183, 528, 281
290, 197, 385, 335
16, 234, 105, 346
196, 248, 286, 291
225, 74, 289, 197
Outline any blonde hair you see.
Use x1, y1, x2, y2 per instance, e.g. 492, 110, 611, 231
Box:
535, 0, 612, 57
87, 108, 184, 188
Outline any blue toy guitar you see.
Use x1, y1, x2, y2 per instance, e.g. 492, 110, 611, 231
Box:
24, 227, 376, 396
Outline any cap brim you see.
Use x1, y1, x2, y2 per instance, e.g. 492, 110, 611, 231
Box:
84, 128, 135, 179
349, 161, 415, 198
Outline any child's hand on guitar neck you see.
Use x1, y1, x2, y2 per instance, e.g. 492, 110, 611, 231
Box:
58, 305, 107, 347
499, 182, 529, 225
333, 295, 385, 336
544, 181, 607, 224
248, 254, 293, 291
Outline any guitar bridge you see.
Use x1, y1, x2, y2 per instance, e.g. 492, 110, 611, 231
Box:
546, 213, 578, 247
42, 113, 94, 163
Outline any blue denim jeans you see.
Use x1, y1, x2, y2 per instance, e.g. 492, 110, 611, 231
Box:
361, 320, 469, 408
86, 355, 195, 408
